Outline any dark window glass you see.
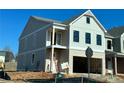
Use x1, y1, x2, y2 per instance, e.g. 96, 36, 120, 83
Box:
85, 33, 91, 44
73, 31, 79, 42
32, 54, 35, 63
86, 17, 90, 24
97, 35, 102, 45
107, 40, 112, 49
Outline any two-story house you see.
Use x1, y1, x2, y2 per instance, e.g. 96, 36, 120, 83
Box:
17, 10, 124, 76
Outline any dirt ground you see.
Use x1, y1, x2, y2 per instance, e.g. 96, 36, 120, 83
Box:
4, 72, 81, 81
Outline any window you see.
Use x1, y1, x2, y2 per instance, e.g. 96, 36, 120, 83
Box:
96, 35, 102, 45
56, 32, 62, 45
32, 54, 35, 64
86, 17, 90, 24
85, 33, 91, 44
73, 30, 79, 42
107, 40, 112, 49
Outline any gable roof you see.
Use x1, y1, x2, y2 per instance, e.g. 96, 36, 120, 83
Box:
19, 16, 66, 39
20, 10, 111, 39
32, 16, 62, 23
108, 26, 124, 37
63, 10, 107, 33
105, 32, 114, 38
63, 13, 82, 25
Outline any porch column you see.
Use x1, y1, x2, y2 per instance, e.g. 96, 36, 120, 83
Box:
102, 56, 106, 75
50, 27, 55, 72
114, 55, 117, 75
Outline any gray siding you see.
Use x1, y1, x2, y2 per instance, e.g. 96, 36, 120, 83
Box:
113, 38, 121, 52
20, 16, 50, 38
17, 49, 46, 71
18, 17, 49, 71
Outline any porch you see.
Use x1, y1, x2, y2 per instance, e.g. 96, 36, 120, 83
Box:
45, 24, 69, 73
105, 51, 124, 75
45, 48, 69, 73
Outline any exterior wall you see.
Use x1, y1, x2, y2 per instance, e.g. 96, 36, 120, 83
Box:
68, 49, 106, 75
68, 13, 106, 75
19, 28, 47, 54
20, 17, 50, 38
113, 38, 121, 52
69, 15, 106, 53
45, 49, 69, 72
18, 21, 48, 71
18, 49, 46, 71
121, 33, 124, 53
4, 62, 17, 71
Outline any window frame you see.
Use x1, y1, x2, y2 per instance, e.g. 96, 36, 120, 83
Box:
86, 17, 90, 24
85, 32, 91, 44
96, 34, 102, 45
73, 30, 79, 42
107, 40, 112, 49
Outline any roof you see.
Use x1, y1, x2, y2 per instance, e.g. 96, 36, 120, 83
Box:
31, 16, 62, 24
0, 51, 13, 56
19, 16, 65, 39
0, 51, 6, 56
105, 32, 114, 38
63, 13, 82, 25
63, 10, 107, 33
108, 26, 124, 37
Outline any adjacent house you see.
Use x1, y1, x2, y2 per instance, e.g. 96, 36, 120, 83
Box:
107, 26, 124, 74
0, 51, 15, 69
0, 51, 14, 63
17, 10, 124, 75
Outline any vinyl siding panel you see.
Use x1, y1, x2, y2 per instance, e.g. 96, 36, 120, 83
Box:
69, 15, 105, 53
113, 38, 121, 52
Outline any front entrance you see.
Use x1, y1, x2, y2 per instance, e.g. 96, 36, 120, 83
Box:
73, 56, 102, 74
106, 58, 113, 74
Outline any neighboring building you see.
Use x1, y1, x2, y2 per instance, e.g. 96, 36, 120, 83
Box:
0, 51, 15, 70
17, 10, 124, 75
106, 26, 124, 74
0, 51, 14, 63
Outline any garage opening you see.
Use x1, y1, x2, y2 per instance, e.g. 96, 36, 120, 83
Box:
117, 58, 124, 74
73, 56, 102, 74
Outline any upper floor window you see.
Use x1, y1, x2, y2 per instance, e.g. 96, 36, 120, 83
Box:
85, 33, 91, 44
86, 17, 90, 24
107, 40, 112, 49
73, 30, 79, 42
96, 35, 102, 45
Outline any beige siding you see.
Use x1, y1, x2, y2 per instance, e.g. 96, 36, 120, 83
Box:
69, 49, 106, 75
69, 15, 105, 53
